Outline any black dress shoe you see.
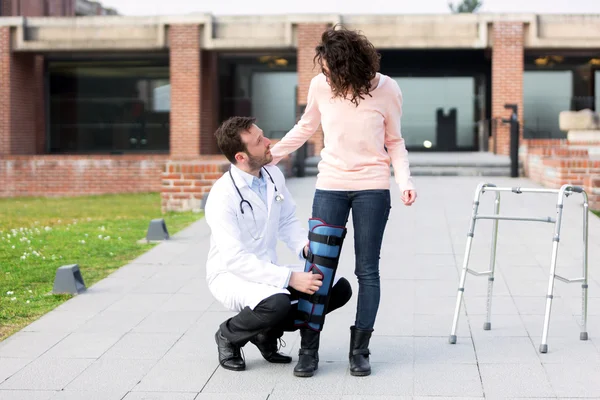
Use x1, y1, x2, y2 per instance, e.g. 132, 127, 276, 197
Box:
250, 332, 292, 364
215, 329, 245, 371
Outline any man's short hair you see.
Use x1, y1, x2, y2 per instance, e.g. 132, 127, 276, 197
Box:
214, 116, 257, 164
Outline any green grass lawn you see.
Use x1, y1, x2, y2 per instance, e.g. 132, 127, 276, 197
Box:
0, 193, 203, 341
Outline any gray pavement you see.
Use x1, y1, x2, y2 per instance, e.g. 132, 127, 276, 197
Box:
1, 176, 600, 399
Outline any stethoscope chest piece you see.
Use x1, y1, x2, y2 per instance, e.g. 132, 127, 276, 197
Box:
275, 193, 284, 203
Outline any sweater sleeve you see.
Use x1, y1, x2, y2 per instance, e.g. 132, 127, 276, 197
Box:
384, 81, 415, 192
269, 75, 322, 165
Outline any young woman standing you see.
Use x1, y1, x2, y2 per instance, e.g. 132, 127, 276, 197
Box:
270, 25, 416, 377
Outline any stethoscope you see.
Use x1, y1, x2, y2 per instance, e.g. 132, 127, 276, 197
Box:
229, 167, 284, 239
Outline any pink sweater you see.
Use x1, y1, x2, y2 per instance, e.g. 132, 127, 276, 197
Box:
270, 73, 415, 193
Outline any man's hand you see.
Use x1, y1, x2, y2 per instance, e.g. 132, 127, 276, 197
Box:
289, 271, 322, 295
401, 190, 417, 206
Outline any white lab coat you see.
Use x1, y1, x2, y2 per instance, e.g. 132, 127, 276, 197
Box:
204, 164, 308, 312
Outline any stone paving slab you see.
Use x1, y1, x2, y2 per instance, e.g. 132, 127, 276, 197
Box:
1, 176, 600, 399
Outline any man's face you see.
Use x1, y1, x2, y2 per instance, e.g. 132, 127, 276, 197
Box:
238, 124, 272, 170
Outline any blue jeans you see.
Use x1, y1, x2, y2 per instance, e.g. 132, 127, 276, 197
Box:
311, 189, 391, 330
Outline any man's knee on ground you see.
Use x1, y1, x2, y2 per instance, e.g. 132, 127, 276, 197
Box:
255, 294, 292, 326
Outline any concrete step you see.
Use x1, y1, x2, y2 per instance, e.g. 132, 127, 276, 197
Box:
301, 152, 520, 177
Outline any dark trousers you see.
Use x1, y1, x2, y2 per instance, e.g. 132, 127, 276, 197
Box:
220, 277, 352, 346
311, 189, 391, 330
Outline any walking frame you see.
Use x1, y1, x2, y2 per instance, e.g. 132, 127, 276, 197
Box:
448, 183, 590, 354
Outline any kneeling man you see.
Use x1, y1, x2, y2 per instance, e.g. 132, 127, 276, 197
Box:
205, 116, 352, 377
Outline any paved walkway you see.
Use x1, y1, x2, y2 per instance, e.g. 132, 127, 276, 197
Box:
1, 176, 600, 400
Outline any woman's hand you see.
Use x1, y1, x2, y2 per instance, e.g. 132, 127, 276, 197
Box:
401, 190, 417, 206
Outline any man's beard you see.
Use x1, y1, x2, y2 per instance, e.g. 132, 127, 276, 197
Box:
247, 151, 273, 171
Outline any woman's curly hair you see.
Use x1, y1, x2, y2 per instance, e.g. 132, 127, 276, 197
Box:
314, 25, 381, 107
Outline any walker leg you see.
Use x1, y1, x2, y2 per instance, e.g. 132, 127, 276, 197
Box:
484, 192, 501, 331
450, 186, 484, 344
580, 195, 589, 341
540, 192, 566, 354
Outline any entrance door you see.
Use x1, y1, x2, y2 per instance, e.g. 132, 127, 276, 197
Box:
391, 77, 477, 151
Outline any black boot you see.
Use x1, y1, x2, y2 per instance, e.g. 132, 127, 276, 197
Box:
293, 329, 320, 377
250, 331, 292, 364
349, 325, 373, 376
215, 329, 245, 371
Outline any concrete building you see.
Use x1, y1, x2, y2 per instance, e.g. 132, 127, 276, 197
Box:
0, 8, 599, 209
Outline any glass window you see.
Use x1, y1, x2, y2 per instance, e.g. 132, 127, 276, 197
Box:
523, 71, 572, 139
48, 60, 170, 154
218, 54, 297, 139
251, 72, 297, 139
391, 77, 476, 150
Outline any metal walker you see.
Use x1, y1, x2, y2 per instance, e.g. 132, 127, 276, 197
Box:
448, 183, 590, 353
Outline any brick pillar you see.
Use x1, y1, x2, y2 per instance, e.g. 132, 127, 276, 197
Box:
0, 27, 44, 156
169, 24, 201, 157
1, 0, 12, 15
297, 23, 327, 156
492, 22, 524, 156
200, 50, 219, 155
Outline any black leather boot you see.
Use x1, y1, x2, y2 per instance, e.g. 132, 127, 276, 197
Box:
215, 329, 245, 371
349, 325, 373, 376
250, 331, 292, 364
293, 329, 320, 377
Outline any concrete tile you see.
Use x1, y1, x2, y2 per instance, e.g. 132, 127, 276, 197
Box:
473, 336, 539, 364
202, 362, 287, 394
479, 364, 555, 398
50, 390, 128, 400
131, 310, 201, 333
414, 296, 461, 315
522, 314, 584, 339
53, 293, 123, 313
43, 333, 123, 359
0, 358, 30, 384
512, 296, 571, 316
103, 294, 173, 313
132, 359, 216, 392
368, 337, 413, 364
21, 311, 97, 333
414, 337, 476, 364
124, 393, 198, 400
0, 391, 57, 400
372, 314, 414, 337
414, 363, 483, 397
104, 263, 163, 281
342, 396, 413, 400
65, 359, 156, 392
413, 314, 470, 338
462, 295, 519, 315
0, 332, 67, 358
544, 364, 600, 398
101, 332, 182, 360
341, 362, 413, 396
270, 361, 347, 396
469, 315, 528, 338
177, 278, 210, 294
155, 293, 214, 312
0, 358, 93, 390
75, 311, 149, 334
536, 336, 600, 364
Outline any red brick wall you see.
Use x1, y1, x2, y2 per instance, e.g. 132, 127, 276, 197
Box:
2, 0, 12, 15
492, 22, 524, 156
169, 25, 201, 158
0, 27, 45, 156
161, 157, 230, 212
200, 50, 219, 155
523, 145, 600, 211
297, 23, 327, 156
0, 155, 168, 197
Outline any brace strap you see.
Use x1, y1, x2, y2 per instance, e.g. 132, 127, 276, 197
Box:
308, 230, 345, 246
305, 251, 338, 269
